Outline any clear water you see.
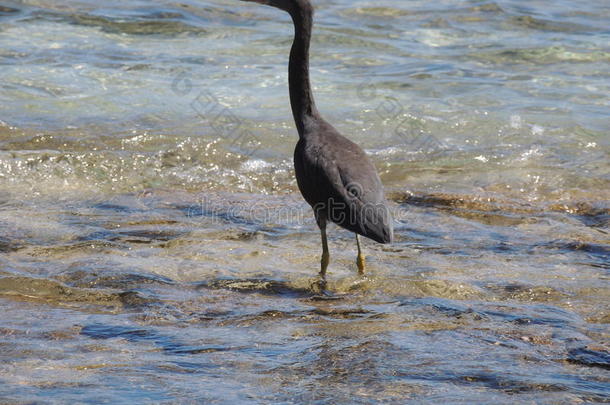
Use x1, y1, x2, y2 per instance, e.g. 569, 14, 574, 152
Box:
0, 0, 609, 403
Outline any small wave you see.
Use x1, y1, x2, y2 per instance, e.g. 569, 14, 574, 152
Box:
32, 10, 207, 36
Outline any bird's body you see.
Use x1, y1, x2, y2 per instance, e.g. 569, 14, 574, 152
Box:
240, 0, 393, 276
294, 121, 392, 244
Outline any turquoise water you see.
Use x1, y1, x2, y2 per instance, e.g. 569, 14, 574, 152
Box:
0, 0, 608, 403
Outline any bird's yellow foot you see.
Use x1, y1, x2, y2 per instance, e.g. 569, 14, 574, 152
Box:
357, 253, 366, 275
310, 275, 327, 295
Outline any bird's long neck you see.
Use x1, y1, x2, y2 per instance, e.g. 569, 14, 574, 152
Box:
288, 9, 318, 137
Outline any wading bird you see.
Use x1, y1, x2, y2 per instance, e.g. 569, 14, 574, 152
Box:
240, 0, 393, 277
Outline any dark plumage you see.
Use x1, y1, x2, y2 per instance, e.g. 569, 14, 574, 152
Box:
240, 0, 393, 276
294, 123, 393, 244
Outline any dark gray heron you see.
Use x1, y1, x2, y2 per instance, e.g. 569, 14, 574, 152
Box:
240, 0, 393, 277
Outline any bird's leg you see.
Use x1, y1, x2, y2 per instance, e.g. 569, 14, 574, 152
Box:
356, 234, 366, 275
319, 220, 330, 278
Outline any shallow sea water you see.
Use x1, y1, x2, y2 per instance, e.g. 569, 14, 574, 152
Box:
0, 0, 609, 403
